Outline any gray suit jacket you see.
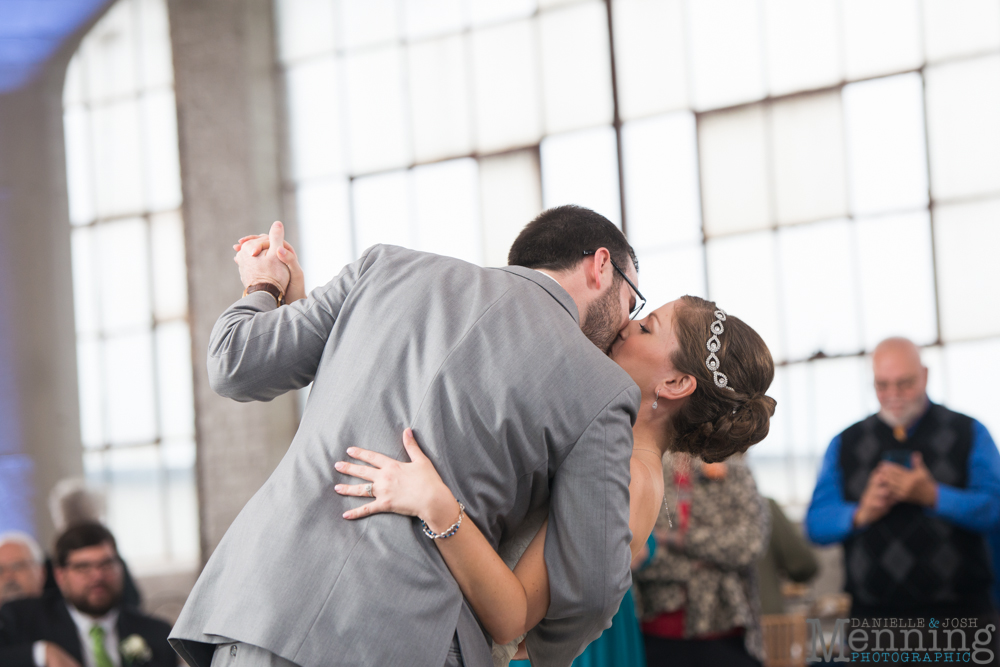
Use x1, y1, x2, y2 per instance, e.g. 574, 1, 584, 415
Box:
170, 245, 638, 667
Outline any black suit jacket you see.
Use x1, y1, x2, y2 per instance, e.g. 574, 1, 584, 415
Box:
0, 592, 175, 667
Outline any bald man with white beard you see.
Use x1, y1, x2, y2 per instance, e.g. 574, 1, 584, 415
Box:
805, 337, 1000, 659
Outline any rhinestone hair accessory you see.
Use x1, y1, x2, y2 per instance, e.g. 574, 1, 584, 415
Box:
706, 309, 736, 392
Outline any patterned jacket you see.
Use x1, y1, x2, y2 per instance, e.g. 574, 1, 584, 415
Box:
634, 454, 770, 661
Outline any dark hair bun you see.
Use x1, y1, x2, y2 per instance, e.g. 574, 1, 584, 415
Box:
668, 296, 777, 463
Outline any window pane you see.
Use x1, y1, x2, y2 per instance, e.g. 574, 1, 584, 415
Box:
92, 99, 145, 218
841, 0, 922, 81
471, 20, 543, 153
844, 73, 928, 216
770, 91, 847, 225
612, 0, 688, 119
921, 345, 948, 406
855, 211, 937, 348
539, 2, 613, 134
156, 322, 195, 439
71, 227, 100, 335
812, 357, 870, 454
77, 338, 104, 448
412, 159, 482, 264
407, 36, 472, 163
540, 125, 621, 227
141, 89, 182, 212
106, 445, 165, 563
699, 104, 771, 237
344, 46, 411, 174
339, 0, 399, 51
777, 219, 861, 360
479, 149, 542, 267
275, 0, 337, 64
622, 112, 701, 251
352, 170, 413, 251
64, 105, 95, 225
97, 218, 152, 333
296, 178, 354, 290
934, 197, 1000, 342
636, 243, 706, 314
163, 438, 198, 562
286, 57, 344, 180
944, 338, 1000, 440
925, 55, 1000, 201
64, 54, 86, 106
922, 0, 1000, 63
150, 211, 188, 322
762, 0, 841, 96
687, 0, 766, 110
104, 332, 157, 445
136, 0, 173, 89
748, 366, 789, 460
403, 0, 464, 40
468, 0, 537, 27
705, 230, 784, 362
82, 0, 138, 103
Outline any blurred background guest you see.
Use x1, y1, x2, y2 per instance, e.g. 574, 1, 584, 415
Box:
635, 454, 768, 667
42, 481, 141, 610
0, 533, 46, 607
756, 498, 819, 615
805, 337, 1000, 629
0, 522, 174, 667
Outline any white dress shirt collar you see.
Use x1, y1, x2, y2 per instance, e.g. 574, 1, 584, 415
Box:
65, 603, 121, 667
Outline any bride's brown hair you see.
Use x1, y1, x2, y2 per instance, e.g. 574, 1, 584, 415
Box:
669, 295, 777, 463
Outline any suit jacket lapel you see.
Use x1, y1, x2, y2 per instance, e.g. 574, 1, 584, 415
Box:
496, 266, 580, 324
50, 598, 84, 664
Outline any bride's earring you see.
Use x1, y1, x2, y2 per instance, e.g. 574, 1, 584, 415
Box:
652, 390, 659, 410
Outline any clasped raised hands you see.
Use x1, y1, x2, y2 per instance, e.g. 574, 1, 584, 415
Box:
233, 220, 307, 303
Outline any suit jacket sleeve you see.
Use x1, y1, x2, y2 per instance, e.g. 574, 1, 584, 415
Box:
207, 246, 375, 402
524, 384, 638, 667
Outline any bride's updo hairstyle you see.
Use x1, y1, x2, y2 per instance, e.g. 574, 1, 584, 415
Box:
669, 295, 777, 463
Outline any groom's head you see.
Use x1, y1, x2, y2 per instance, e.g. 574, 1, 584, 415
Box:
509, 205, 639, 354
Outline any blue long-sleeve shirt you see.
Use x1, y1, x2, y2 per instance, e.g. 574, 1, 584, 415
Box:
805, 418, 1000, 545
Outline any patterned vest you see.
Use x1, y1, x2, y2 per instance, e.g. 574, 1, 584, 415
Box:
839, 403, 992, 613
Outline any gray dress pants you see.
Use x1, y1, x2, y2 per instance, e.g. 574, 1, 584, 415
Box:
210, 635, 465, 667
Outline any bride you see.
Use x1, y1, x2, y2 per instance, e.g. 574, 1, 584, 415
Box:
332, 296, 777, 666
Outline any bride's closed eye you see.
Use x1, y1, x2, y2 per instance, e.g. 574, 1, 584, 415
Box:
639, 324, 651, 334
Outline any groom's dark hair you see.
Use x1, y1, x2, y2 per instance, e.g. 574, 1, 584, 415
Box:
508, 205, 638, 274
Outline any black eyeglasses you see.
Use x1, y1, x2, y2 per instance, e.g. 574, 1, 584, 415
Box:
583, 251, 645, 320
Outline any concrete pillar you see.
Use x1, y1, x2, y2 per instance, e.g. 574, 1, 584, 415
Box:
0, 53, 87, 548
168, 0, 299, 562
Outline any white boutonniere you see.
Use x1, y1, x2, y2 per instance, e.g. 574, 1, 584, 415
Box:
120, 634, 153, 665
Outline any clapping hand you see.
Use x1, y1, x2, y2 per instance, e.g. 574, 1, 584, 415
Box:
853, 467, 895, 528
879, 452, 938, 508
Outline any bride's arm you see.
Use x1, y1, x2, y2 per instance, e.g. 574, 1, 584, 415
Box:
334, 430, 546, 644
334, 430, 664, 644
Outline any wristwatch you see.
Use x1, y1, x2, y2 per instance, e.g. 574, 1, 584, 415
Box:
243, 282, 284, 306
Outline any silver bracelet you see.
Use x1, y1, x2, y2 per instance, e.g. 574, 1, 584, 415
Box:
420, 502, 465, 540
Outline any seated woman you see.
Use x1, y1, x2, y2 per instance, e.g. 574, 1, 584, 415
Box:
333, 296, 777, 666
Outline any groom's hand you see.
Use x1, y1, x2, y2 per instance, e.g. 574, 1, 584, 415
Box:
235, 230, 307, 302
234, 221, 291, 294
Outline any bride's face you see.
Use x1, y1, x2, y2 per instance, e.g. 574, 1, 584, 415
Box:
609, 300, 682, 401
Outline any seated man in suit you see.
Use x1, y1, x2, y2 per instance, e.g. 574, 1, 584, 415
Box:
0, 522, 175, 667
0, 532, 46, 606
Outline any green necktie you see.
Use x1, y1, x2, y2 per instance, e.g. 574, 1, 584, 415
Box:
89, 625, 115, 667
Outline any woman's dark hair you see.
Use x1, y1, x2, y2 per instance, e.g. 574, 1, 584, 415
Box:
508, 205, 638, 275
669, 296, 777, 463
55, 521, 118, 567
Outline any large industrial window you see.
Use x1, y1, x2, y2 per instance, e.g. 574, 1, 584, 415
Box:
63, 0, 199, 572
275, 0, 1000, 517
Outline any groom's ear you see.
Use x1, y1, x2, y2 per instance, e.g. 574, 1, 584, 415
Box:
583, 248, 612, 291
659, 374, 697, 401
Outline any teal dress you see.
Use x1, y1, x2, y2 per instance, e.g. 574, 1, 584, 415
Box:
511, 534, 656, 667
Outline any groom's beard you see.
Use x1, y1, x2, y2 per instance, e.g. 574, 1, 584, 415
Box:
581, 281, 623, 355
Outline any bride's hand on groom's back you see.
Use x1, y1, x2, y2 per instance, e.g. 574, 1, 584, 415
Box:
334, 429, 462, 533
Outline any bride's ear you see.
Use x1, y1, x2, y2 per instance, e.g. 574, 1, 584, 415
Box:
658, 374, 697, 401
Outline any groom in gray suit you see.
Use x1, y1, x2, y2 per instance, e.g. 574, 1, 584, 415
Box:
170, 206, 642, 667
